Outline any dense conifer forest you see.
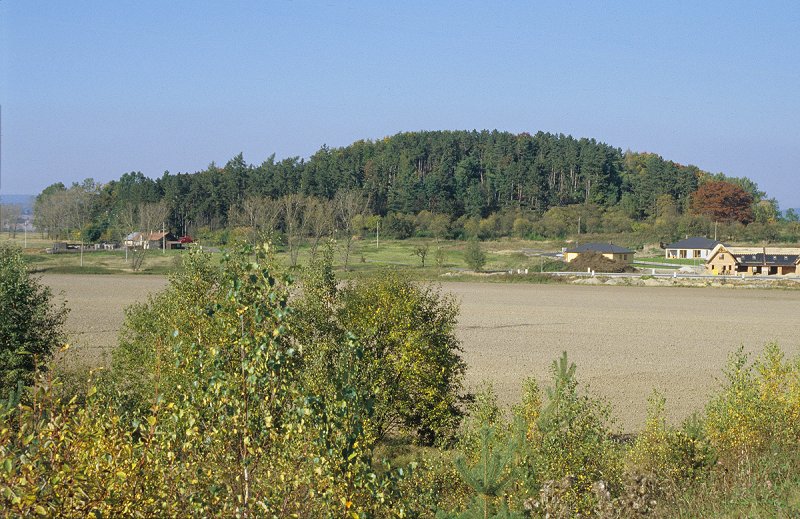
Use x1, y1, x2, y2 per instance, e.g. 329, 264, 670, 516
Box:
33, 130, 786, 243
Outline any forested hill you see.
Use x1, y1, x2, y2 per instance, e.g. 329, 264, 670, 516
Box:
170, 130, 715, 222
37, 130, 770, 234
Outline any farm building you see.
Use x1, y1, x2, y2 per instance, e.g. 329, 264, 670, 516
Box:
564, 243, 634, 264
705, 244, 800, 275
124, 231, 181, 250
123, 232, 145, 248
146, 231, 180, 250
664, 237, 721, 260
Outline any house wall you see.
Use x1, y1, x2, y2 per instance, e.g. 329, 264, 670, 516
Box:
706, 252, 738, 274
666, 248, 710, 259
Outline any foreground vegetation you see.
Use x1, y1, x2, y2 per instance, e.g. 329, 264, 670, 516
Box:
1, 244, 799, 517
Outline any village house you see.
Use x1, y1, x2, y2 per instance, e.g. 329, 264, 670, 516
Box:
664, 236, 721, 260
123, 232, 145, 248
124, 231, 180, 250
564, 243, 634, 264
705, 244, 800, 276
146, 231, 180, 250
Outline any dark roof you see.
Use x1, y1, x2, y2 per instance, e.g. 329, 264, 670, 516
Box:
665, 237, 722, 250
734, 253, 800, 267
565, 243, 633, 254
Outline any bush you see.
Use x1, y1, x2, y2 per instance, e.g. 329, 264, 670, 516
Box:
705, 343, 800, 464
297, 248, 467, 445
2, 243, 416, 517
111, 246, 222, 418
383, 212, 416, 239
442, 352, 622, 517
0, 244, 68, 396
528, 352, 622, 515
464, 239, 486, 271
628, 392, 715, 485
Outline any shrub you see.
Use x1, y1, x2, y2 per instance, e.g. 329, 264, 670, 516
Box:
628, 392, 715, 486
567, 251, 634, 273
0, 244, 68, 396
464, 239, 486, 271
297, 249, 467, 445
528, 352, 622, 515
2, 243, 417, 517
111, 246, 222, 418
705, 343, 800, 464
383, 212, 416, 239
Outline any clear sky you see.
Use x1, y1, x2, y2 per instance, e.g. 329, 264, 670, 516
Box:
2, 1, 799, 208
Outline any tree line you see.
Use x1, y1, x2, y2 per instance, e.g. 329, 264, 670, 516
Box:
33, 130, 786, 244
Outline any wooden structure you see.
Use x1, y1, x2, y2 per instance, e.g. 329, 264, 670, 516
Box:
706, 244, 800, 276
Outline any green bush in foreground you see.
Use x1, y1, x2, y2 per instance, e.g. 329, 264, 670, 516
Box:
297, 244, 467, 446
0, 244, 68, 397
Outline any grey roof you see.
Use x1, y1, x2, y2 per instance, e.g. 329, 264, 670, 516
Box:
565, 242, 633, 254
735, 253, 799, 267
665, 237, 722, 250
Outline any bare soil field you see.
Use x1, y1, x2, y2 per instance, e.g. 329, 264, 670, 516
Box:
43, 274, 168, 369
449, 283, 800, 432
42, 274, 800, 432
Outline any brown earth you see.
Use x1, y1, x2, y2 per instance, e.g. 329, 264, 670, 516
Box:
42, 274, 168, 370
41, 274, 800, 432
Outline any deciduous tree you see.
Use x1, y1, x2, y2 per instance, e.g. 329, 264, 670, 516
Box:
690, 180, 754, 224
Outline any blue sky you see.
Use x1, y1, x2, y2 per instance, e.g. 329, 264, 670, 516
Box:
2, 1, 799, 208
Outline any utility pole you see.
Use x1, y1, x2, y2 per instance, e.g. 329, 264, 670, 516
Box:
162, 221, 166, 253
577, 215, 581, 235
714, 221, 718, 241
376, 219, 379, 250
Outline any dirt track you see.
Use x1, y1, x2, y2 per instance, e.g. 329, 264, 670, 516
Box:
42, 274, 800, 432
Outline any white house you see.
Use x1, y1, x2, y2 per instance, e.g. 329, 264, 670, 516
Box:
664, 237, 721, 260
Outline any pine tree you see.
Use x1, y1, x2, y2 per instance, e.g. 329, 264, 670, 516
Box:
440, 426, 524, 519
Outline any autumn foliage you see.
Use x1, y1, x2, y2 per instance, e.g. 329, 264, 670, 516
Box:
690, 180, 754, 224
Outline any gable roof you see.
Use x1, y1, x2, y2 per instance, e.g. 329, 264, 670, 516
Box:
666, 237, 722, 250
146, 231, 176, 241
707, 244, 800, 266
565, 242, 633, 254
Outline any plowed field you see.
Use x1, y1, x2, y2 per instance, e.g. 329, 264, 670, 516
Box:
43, 274, 800, 432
